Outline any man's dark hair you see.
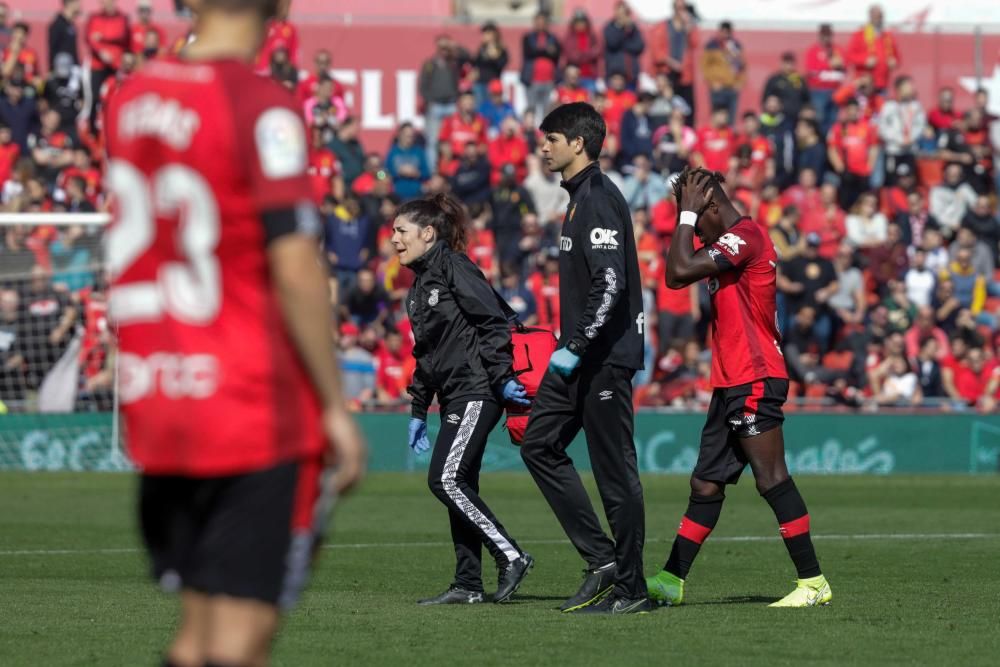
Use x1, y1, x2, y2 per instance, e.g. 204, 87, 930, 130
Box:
539, 102, 606, 161
13, 21, 28, 34
894, 74, 912, 90
671, 166, 728, 210
720, 20, 733, 32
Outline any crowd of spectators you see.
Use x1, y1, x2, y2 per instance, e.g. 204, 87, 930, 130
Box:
0, 1, 998, 413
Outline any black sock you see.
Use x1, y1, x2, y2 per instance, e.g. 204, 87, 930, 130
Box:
762, 477, 822, 579
664, 493, 725, 579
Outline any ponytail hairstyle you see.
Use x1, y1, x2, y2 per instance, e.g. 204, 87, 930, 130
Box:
396, 193, 469, 252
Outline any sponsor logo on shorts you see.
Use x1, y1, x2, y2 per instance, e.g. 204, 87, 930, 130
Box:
707, 248, 722, 260
446, 413, 460, 425
560, 236, 573, 252
599, 390, 614, 401
708, 277, 720, 295
428, 289, 439, 307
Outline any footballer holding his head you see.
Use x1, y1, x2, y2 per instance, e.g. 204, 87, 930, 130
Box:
105, 1, 366, 666
647, 167, 832, 608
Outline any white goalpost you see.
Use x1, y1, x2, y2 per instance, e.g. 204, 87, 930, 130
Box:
0, 212, 128, 471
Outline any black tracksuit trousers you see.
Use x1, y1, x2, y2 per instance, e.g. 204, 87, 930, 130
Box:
519, 364, 647, 599
427, 399, 523, 592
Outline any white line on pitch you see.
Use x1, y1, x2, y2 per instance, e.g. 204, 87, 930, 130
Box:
0, 532, 997, 557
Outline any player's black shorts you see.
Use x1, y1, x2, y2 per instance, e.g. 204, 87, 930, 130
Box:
693, 378, 789, 485
139, 458, 331, 609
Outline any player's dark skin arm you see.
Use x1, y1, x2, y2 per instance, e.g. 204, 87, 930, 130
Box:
665, 171, 723, 289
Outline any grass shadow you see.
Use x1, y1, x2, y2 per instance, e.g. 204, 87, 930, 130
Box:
683, 595, 777, 606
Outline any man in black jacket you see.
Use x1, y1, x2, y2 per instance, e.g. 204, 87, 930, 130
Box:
48, 0, 81, 69
520, 102, 649, 614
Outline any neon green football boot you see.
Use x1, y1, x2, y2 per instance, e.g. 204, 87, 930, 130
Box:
769, 575, 832, 608
646, 570, 684, 607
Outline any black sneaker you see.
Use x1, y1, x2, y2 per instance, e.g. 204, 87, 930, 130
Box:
575, 594, 654, 615
417, 587, 485, 606
559, 562, 616, 612
494, 553, 534, 603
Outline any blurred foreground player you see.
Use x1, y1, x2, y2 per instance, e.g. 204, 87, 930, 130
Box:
648, 167, 831, 608
105, 1, 367, 665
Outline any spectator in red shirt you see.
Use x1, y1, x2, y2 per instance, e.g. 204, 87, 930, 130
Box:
905, 306, 951, 362
655, 262, 699, 357
833, 72, 884, 121
928, 86, 960, 135
255, 7, 299, 76
847, 4, 900, 93
738, 111, 776, 183
85, 0, 129, 119
946, 346, 998, 409
308, 125, 342, 204
488, 116, 529, 186
439, 91, 488, 158
298, 49, 343, 106
375, 329, 410, 405
827, 97, 879, 210
800, 182, 847, 259
0, 123, 19, 187
57, 147, 101, 204
562, 9, 600, 93
804, 23, 847, 135
694, 105, 736, 174
602, 72, 637, 146
2, 22, 39, 85
466, 203, 498, 282
782, 167, 822, 220
520, 11, 561, 121
554, 64, 590, 106
650, 0, 699, 117
527, 250, 561, 335
131, 0, 165, 62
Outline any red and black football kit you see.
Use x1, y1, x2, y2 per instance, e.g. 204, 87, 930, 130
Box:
106, 57, 330, 608
661, 215, 822, 583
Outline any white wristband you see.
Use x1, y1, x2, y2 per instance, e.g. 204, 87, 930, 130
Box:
679, 211, 698, 228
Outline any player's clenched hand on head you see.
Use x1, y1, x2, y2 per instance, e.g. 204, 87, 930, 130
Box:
679, 169, 715, 215
323, 407, 368, 495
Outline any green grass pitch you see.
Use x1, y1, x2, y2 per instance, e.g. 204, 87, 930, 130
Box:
1, 472, 998, 665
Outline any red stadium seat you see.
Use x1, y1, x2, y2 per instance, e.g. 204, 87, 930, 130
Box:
916, 157, 944, 188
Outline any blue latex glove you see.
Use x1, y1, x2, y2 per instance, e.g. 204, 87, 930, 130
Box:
502, 379, 531, 406
548, 347, 581, 378
408, 418, 430, 454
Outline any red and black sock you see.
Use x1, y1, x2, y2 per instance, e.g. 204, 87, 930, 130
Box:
664, 493, 725, 579
762, 477, 822, 579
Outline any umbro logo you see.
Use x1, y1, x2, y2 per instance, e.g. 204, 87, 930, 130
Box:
446, 413, 461, 425
599, 390, 614, 401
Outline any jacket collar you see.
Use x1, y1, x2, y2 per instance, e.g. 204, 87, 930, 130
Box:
560, 161, 599, 194
408, 240, 447, 275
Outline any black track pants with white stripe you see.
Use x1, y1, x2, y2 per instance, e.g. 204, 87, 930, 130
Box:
427, 399, 523, 592
519, 364, 647, 599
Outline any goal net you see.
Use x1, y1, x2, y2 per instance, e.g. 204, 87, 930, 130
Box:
0, 212, 128, 471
